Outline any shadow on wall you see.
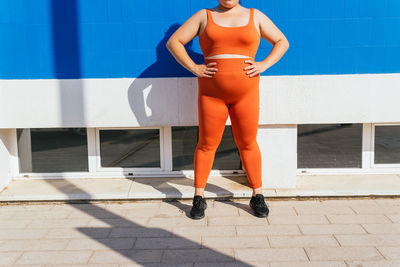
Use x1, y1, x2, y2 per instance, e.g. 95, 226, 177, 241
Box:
51, 0, 85, 126
128, 23, 204, 127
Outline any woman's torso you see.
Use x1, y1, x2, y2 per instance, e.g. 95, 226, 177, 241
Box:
198, 7, 261, 59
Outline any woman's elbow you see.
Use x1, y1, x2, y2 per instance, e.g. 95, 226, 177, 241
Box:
166, 37, 177, 49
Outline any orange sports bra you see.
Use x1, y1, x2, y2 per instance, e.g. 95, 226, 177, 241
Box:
199, 8, 260, 58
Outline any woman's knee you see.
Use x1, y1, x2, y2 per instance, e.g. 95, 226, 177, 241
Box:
196, 141, 220, 153
236, 140, 259, 152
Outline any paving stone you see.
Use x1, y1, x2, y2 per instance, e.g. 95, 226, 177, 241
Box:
346, 260, 400, 266
236, 225, 301, 236
10, 210, 72, 219
268, 215, 330, 225
305, 247, 383, 261
66, 238, 135, 250
321, 199, 381, 207
300, 224, 367, 235
352, 205, 400, 214
45, 227, 111, 239
267, 200, 323, 207
89, 249, 163, 264
0, 210, 16, 219
213, 200, 245, 209
202, 236, 269, 249
270, 261, 347, 267
0, 204, 56, 211
269, 235, 339, 247
87, 217, 149, 227
133, 236, 201, 249
15, 250, 93, 264
0, 239, 68, 251
162, 248, 235, 263
208, 216, 268, 226
294, 205, 355, 215
238, 205, 296, 216
205, 207, 240, 216
0, 251, 23, 265
25, 218, 90, 228
109, 227, 174, 238
49, 264, 118, 267
362, 224, 400, 234
125, 208, 162, 217
195, 262, 260, 267
326, 214, 392, 224
377, 247, 400, 260
235, 248, 308, 262
172, 225, 236, 237
0, 219, 32, 229
67, 208, 127, 219
335, 234, 400, 246
386, 214, 400, 223
374, 199, 400, 206
106, 202, 161, 210
0, 229, 48, 240
60, 203, 108, 210
147, 217, 207, 227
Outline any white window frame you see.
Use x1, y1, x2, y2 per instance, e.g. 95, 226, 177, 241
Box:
94, 126, 164, 173
15, 126, 245, 179
370, 123, 400, 168
297, 123, 400, 175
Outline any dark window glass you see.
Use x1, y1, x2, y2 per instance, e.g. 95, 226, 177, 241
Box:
297, 124, 362, 168
172, 126, 241, 170
374, 125, 400, 164
99, 129, 160, 168
17, 128, 88, 172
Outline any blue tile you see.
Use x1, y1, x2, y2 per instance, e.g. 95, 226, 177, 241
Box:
330, 19, 359, 47
386, 0, 400, 17
384, 46, 400, 73
0, 0, 398, 78
356, 47, 385, 73
78, 0, 107, 23
107, 0, 122, 23
384, 18, 400, 46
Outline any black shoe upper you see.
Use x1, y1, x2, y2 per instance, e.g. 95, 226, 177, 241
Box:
190, 195, 207, 219
250, 193, 269, 217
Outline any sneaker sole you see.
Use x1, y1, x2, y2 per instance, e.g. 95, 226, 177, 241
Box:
253, 211, 269, 218
190, 214, 205, 219
250, 203, 269, 218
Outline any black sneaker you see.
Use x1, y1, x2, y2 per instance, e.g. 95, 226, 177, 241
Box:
190, 195, 207, 219
249, 194, 269, 218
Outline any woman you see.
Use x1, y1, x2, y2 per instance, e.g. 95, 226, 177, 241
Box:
166, 0, 289, 219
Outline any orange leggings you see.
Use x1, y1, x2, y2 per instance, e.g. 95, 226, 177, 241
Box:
194, 57, 262, 189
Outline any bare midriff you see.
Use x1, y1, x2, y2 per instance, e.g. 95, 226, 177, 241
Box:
205, 54, 251, 59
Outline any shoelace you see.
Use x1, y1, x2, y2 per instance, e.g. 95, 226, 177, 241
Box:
254, 196, 267, 209
193, 199, 203, 209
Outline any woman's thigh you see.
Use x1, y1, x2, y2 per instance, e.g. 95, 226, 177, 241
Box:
197, 95, 229, 148
228, 80, 260, 147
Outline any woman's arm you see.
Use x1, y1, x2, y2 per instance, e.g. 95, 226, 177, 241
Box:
256, 9, 290, 70
166, 9, 217, 78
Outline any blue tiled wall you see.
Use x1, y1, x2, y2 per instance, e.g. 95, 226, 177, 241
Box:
0, 0, 399, 79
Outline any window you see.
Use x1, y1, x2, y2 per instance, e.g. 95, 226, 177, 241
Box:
17, 128, 88, 172
99, 129, 160, 168
297, 124, 362, 168
374, 125, 400, 164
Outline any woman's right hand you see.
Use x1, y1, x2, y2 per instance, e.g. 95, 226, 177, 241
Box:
191, 62, 218, 78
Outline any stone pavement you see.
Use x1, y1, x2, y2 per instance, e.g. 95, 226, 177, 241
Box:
0, 197, 400, 266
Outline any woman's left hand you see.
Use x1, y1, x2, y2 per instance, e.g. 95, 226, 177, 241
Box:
243, 60, 268, 77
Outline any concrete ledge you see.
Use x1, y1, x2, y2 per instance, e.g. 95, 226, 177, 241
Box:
0, 174, 400, 202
